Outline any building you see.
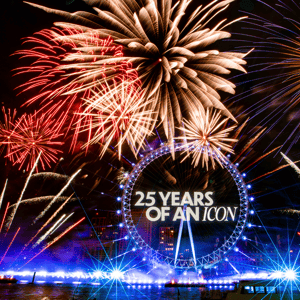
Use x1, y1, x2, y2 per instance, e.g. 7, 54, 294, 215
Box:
158, 227, 174, 256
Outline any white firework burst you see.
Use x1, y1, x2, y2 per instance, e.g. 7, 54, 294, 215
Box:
79, 80, 155, 158
177, 107, 237, 169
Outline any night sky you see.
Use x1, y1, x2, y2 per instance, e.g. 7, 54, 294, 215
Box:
0, 0, 299, 271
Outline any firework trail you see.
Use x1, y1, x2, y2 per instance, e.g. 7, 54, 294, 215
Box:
231, 0, 300, 154
7, 113, 63, 171
47, 212, 74, 237
33, 169, 81, 223
8, 196, 76, 209
21, 217, 85, 269
0, 107, 17, 161
0, 179, 8, 210
8, 196, 77, 209
281, 152, 300, 177
241, 146, 281, 173
24, 194, 73, 248
0, 202, 9, 234
232, 127, 266, 163
33, 212, 75, 248
177, 108, 237, 169
229, 118, 249, 144
79, 80, 155, 158
24, 0, 250, 143
31, 172, 69, 180
0, 227, 20, 265
246, 160, 300, 184
279, 209, 300, 216
5, 152, 41, 233
33, 214, 66, 248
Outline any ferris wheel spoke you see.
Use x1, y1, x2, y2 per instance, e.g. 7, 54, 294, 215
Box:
122, 143, 249, 269
174, 216, 184, 265
187, 216, 197, 269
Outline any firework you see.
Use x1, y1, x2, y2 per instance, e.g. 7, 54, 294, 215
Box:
281, 152, 300, 177
14, 28, 139, 152
25, 0, 250, 142
279, 209, 300, 216
21, 217, 85, 268
240, 146, 281, 173
31, 172, 69, 180
33, 169, 81, 223
33, 214, 66, 248
177, 108, 237, 169
8, 196, 77, 209
116, 167, 129, 185
7, 113, 63, 171
0, 179, 8, 210
232, 127, 266, 164
233, 0, 300, 153
79, 80, 155, 158
24, 194, 73, 248
246, 160, 300, 184
47, 212, 74, 236
0, 202, 9, 234
0, 107, 17, 161
5, 152, 41, 233
0, 227, 20, 265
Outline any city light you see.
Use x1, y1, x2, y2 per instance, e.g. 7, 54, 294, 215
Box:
111, 270, 124, 280
285, 269, 296, 281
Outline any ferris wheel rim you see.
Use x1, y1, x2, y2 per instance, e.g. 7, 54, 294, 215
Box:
121, 143, 249, 269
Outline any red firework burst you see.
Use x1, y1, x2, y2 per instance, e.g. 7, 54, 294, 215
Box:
14, 27, 139, 152
0, 107, 18, 162
7, 112, 64, 171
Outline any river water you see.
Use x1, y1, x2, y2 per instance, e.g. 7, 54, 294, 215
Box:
0, 283, 209, 300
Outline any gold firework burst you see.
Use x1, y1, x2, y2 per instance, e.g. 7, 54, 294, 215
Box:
177, 108, 237, 169
25, 0, 250, 142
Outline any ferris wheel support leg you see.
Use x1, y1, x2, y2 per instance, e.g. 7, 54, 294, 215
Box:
187, 218, 197, 268
174, 218, 184, 265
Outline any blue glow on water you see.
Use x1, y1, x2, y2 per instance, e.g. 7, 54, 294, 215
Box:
0, 283, 221, 300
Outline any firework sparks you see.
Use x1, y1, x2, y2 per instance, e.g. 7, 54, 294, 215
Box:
14, 28, 139, 152
31, 172, 69, 180
246, 160, 300, 184
25, 0, 250, 142
0, 227, 20, 265
79, 80, 155, 158
5, 152, 41, 233
241, 146, 281, 173
33, 169, 81, 223
46, 212, 74, 237
7, 113, 64, 171
0, 202, 9, 234
21, 217, 85, 269
24, 194, 73, 249
33, 214, 66, 248
0, 107, 17, 161
279, 209, 300, 216
281, 152, 300, 177
0, 179, 8, 210
8, 196, 77, 209
232, 0, 300, 154
116, 167, 129, 185
232, 127, 266, 164
177, 108, 237, 169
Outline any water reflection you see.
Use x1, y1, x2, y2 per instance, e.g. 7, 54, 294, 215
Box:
0, 283, 233, 299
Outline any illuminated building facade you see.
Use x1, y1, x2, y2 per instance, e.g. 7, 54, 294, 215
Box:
158, 227, 174, 256
74, 211, 128, 262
